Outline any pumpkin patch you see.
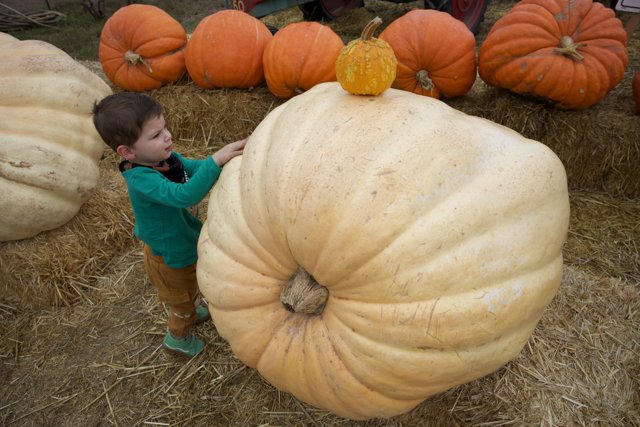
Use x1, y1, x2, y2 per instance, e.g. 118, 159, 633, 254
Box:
1, 0, 639, 424
197, 82, 570, 419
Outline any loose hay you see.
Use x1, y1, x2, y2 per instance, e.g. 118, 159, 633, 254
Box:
564, 191, 640, 282
1, 262, 637, 425
0, 153, 135, 308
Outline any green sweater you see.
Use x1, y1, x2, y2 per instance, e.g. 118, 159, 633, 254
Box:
121, 152, 221, 268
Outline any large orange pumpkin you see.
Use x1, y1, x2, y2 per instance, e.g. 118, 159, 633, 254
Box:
379, 10, 476, 99
197, 82, 570, 419
186, 10, 272, 89
478, 0, 628, 109
263, 22, 344, 99
99, 4, 187, 92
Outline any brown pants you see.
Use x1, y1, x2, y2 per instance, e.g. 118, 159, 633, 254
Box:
143, 245, 198, 337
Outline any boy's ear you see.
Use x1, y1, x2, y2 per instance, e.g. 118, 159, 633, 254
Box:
116, 145, 134, 161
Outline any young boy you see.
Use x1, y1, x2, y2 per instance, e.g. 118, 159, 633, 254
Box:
92, 92, 247, 357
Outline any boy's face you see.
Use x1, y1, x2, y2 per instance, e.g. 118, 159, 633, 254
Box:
117, 114, 172, 166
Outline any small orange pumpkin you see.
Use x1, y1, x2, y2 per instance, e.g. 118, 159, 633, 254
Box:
478, 0, 628, 109
335, 17, 397, 96
263, 22, 344, 99
633, 72, 640, 114
186, 10, 272, 89
379, 10, 476, 99
99, 4, 187, 92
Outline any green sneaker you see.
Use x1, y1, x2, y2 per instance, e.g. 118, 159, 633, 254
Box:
195, 305, 211, 324
163, 332, 205, 357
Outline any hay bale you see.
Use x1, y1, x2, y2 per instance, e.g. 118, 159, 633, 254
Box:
148, 82, 281, 154
564, 191, 640, 282
0, 153, 136, 308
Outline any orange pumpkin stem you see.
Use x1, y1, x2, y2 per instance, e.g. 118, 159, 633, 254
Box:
554, 36, 585, 61
124, 50, 153, 73
360, 17, 383, 41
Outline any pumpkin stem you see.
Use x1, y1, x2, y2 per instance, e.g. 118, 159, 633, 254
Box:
416, 69, 435, 92
554, 36, 585, 61
124, 50, 153, 73
280, 268, 329, 316
360, 16, 383, 41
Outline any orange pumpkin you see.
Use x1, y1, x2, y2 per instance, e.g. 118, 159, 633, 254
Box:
633, 72, 640, 114
263, 22, 344, 99
99, 4, 187, 92
186, 10, 272, 89
478, 0, 628, 109
380, 10, 476, 99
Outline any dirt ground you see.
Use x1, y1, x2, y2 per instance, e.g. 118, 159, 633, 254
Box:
1, 0, 639, 426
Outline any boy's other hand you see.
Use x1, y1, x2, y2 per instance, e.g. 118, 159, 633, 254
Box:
212, 137, 248, 167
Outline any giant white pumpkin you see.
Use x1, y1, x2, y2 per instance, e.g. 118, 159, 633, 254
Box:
197, 82, 570, 419
0, 33, 112, 241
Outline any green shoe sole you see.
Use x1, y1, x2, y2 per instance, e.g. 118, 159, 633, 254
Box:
163, 332, 204, 357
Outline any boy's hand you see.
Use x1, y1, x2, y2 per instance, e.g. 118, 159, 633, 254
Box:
212, 137, 248, 167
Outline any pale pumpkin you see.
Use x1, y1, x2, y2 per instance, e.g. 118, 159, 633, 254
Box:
335, 17, 397, 96
0, 33, 112, 241
197, 82, 570, 419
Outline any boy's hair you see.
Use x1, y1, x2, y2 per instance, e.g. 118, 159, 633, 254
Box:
92, 92, 164, 152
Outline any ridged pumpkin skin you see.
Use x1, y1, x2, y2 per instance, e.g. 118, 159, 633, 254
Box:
633, 72, 640, 114
478, 0, 628, 109
263, 22, 344, 99
197, 82, 570, 419
186, 10, 272, 89
99, 4, 187, 92
0, 33, 112, 241
380, 10, 476, 99
335, 18, 397, 96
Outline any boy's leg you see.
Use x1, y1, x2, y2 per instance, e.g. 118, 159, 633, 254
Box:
143, 246, 204, 356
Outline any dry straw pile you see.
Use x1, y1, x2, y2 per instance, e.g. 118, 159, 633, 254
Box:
1, 0, 638, 425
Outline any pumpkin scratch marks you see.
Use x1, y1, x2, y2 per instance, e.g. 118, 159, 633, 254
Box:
426, 297, 441, 337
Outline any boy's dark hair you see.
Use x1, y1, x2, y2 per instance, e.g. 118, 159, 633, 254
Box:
92, 92, 164, 152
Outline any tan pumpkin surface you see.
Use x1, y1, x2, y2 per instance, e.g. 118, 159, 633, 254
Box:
0, 33, 112, 241
197, 82, 570, 419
